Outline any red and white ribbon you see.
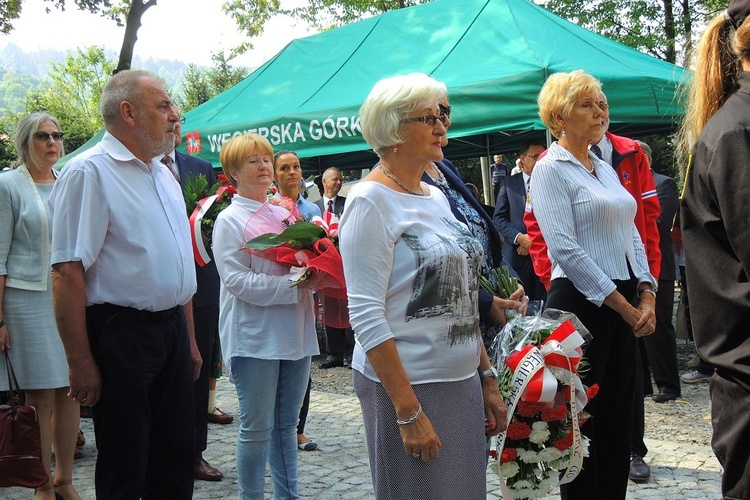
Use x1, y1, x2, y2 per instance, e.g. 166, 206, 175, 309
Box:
496, 320, 589, 495
311, 212, 339, 238
189, 186, 228, 267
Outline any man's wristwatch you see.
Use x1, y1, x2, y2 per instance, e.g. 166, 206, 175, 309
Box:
479, 366, 498, 380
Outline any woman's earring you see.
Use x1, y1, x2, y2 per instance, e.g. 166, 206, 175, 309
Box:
561, 129, 566, 138
393, 146, 398, 154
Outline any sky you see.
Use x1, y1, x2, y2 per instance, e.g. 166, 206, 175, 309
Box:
0, 0, 317, 69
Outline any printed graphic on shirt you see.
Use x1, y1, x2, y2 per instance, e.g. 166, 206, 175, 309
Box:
401, 217, 482, 345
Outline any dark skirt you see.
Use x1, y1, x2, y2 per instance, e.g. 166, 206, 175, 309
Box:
353, 371, 487, 500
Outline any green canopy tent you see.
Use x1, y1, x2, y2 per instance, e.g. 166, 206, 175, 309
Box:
59, 0, 685, 171
175, 0, 684, 171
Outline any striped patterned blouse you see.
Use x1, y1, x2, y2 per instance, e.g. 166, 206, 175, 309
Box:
530, 142, 654, 306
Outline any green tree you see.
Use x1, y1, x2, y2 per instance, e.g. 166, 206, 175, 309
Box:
222, 0, 423, 54
537, 0, 727, 64
2, 1, 159, 73
21, 46, 116, 152
177, 52, 249, 112
0, 0, 22, 34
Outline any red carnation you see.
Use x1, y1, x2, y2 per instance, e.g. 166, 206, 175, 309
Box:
500, 447, 518, 463
516, 401, 547, 417
506, 421, 532, 440
488, 449, 498, 460
586, 384, 599, 400
217, 173, 228, 183
541, 405, 568, 422
553, 431, 574, 451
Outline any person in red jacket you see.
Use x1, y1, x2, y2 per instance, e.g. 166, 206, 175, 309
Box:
524, 92, 661, 287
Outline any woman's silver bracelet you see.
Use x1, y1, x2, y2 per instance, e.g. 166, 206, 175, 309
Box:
396, 404, 423, 425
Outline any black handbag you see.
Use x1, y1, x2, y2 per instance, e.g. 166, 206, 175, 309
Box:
0, 350, 49, 488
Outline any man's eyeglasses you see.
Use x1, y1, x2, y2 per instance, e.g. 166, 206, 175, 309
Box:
178, 116, 186, 125
522, 153, 541, 161
33, 132, 64, 142
439, 103, 452, 119
597, 101, 609, 111
401, 114, 446, 127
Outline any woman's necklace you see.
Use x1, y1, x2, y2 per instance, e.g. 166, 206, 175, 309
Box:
379, 164, 423, 196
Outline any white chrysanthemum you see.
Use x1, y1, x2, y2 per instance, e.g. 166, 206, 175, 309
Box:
519, 449, 540, 463
538, 475, 559, 492
529, 421, 551, 444
537, 446, 563, 462
498, 461, 520, 478
510, 480, 535, 490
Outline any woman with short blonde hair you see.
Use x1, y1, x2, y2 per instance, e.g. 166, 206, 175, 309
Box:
213, 133, 319, 499
531, 70, 656, 499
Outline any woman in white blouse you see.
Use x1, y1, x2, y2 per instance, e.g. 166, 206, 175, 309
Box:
532, 70, 656, 500
339, 73, 506, 499
212, 133, 319, 499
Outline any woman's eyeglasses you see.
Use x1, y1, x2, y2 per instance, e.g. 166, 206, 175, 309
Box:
439, 103, 452, 119
33, 132, 64, 142
522, 153, 541, 161
400, 114, 446, 127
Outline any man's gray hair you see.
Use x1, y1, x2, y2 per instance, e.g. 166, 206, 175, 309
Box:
100, 70, 155, 126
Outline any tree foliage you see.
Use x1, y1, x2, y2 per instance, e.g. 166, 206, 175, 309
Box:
177, 52, 249, 112
537, 0, 728, 64
0, 0, 22, 34
222, 0, 423, 53
15, 46, 115, 153
2, 1, 157, 73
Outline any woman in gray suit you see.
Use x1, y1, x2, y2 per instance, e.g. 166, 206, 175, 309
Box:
0, 113, 81, 500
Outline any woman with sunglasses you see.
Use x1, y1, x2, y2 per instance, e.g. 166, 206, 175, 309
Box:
0, 113, 82, 500
339, 73, 506, 499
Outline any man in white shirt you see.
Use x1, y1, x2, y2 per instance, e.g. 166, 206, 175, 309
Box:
50, 70, 200, 499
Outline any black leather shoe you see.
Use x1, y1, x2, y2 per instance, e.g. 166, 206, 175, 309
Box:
652, 390, 680, 403
629, 453, 650, 482
319, 356, 344, 369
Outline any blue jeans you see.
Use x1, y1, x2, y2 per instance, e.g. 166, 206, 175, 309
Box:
231, 356, 311, 499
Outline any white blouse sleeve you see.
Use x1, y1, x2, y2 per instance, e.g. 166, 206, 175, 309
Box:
339, 193, 396, 352
213, 211, 299, 307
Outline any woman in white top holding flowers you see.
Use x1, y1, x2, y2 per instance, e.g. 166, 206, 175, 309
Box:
339, 73, 506, 500
212, 133, 318, 499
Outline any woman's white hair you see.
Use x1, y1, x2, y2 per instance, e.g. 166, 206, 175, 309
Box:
359, 73, 447, 156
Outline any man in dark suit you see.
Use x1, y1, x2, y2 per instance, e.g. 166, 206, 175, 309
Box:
492, 139, 547, 302
638, 141, 681, 402
164, 117, 224, 482
314, 166, 346, 216
629, 140, 681, 482
314, 167, 353, 368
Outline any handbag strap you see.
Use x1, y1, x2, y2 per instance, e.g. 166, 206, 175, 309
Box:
3, 351, 22, 410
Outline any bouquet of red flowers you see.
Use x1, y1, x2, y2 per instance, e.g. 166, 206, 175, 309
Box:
242, 197, 346, 300
489, 307, 596, 499
182, 172, 236, 266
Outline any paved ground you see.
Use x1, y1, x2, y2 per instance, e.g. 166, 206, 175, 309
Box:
2, 356, 723, 499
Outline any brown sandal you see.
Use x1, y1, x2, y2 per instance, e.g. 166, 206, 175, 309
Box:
53, 480, 82, 500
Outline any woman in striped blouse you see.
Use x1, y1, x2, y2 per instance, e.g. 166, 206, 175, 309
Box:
531, 70, 657, 500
